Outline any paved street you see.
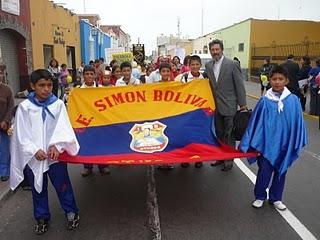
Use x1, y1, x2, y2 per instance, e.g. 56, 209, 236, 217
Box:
0, 81, 319, 240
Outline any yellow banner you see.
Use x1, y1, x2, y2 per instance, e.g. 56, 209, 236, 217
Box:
68, 80, 215, 129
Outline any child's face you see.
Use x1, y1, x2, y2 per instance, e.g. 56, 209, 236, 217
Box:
122, 67, 132, 80
83, 71, 95, 86
114, 68, 122, 79
270, 73, 289, 92
160, 68, 171, 81
31, 79, 53, 101
189, 60, 201, 74
102, 74, 111, 85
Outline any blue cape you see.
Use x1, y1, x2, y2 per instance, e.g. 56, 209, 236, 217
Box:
239, 94, 307, 176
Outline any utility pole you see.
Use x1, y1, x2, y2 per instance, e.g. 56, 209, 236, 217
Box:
177, 17, 181, 39
201, 0, 204, 36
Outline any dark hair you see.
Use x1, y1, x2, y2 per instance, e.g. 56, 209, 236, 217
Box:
146, 65, 153, 72
94, 59, 100, 64
30, 69, 52, 84
89, 60, 94, 65
265, 57, 271, 64
159, 62, 171, 72
183, 55, 191, 65
173, 56, 181, 63
81, 61, 85, 65
302, 56, 311, 65
189, 55, 201, 64
112, 65, 120, 73
83, 65, 95, 74
209, 39, 224, 51
99, 57, 104, 62
61, 63, 67, 68
110, 59, 118, 68
49, 58, 59, 67
316, 58, 320, 65
269, 65, 288, 79
287, 54, 294, 60
120, 61, 132, 70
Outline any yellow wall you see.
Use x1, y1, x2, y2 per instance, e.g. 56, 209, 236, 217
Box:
30, 0, 80, 69
250, 19, 320, 71
251, 19, 320, 47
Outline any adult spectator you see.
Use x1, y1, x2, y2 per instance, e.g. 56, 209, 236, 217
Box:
47, 58, 60, 97
298, 56, 312, 111
0, 74, 14, 181
308, 58, 320, 115
205, 39, 247, 171
280, 54, 300, 96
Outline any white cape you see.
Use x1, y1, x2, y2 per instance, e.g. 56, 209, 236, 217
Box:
10, 99, 79, 193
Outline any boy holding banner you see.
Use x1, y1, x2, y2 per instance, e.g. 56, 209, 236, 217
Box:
79, 65, 111, 176
240, 65, 307, 210
10, 69, 80, 234
116, 62, 141, 86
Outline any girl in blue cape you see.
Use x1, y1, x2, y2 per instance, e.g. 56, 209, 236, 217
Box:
240, 65, 307, 211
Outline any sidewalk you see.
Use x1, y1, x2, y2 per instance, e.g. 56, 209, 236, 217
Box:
244, 80, 319, 121
0, 180, 12, 206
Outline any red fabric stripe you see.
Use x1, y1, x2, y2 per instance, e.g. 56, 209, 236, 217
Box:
59, 143, 258, 165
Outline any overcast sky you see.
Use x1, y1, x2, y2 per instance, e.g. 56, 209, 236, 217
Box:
54, 0, 320, 54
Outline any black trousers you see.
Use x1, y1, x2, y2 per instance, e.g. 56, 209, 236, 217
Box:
214, 111, 236, 148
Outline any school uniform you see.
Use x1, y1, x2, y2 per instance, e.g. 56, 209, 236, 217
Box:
240, 87, 307, 202
115, 76, 141, 86
10, 93, 79, 220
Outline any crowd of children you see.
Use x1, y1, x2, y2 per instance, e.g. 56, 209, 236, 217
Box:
0, 53, 309, 235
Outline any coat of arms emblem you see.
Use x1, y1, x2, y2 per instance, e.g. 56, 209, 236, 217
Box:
129, 121, 169, 153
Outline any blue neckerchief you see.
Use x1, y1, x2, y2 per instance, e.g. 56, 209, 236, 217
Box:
27, 92, 58, 122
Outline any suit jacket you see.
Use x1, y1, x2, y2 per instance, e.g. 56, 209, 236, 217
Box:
280, 60, 300, 93
205, 57, 246, 116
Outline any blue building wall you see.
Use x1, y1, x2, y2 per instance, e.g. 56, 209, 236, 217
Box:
80, 20, 111, 64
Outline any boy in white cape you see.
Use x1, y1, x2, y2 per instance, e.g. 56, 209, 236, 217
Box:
10, 69, 80, 235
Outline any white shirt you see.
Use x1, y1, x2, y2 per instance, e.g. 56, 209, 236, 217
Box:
10, 99, 80, 193
147, 70, 161, 84
116, 76, 140, 86
80, 82, 102, 88
179, 71, 205, 83
213, 55, 224, 82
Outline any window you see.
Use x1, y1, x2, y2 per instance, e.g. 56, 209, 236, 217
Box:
203, 45, 208, 54
195, 50, 197, 54
43, 45, 54, 68
238, 43, 244, 52
199, 50, 202, 54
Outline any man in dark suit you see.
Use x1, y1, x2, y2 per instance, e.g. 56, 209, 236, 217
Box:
280, 54, 300, 96
205, 39, 247, 171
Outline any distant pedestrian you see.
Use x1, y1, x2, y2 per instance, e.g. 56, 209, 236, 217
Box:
298, 56, 312, 111
47, 58, 60, 97
0, 77, 14, 181
308, 58, 320, 115
111, 65, 122, 85
59, 63, 69, 99
259, 57, 273, 96
280, 54, 300, 96
240, 65, 307, 211
180, 55, 191, 74
172, 56, 182, 71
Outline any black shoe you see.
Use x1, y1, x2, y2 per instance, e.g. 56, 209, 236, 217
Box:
221, 162, 233, 172
181, 163, 190, 168
67, 213, 80, 230
35, 219, 49, 235
157, 165, 174, 170
195, 162, 203, 168
0, 176, 9, 181
210, 161, 223, 167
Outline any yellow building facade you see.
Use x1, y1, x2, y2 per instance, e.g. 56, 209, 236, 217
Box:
193, 18, 320, 76
29, 0, 81, 70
